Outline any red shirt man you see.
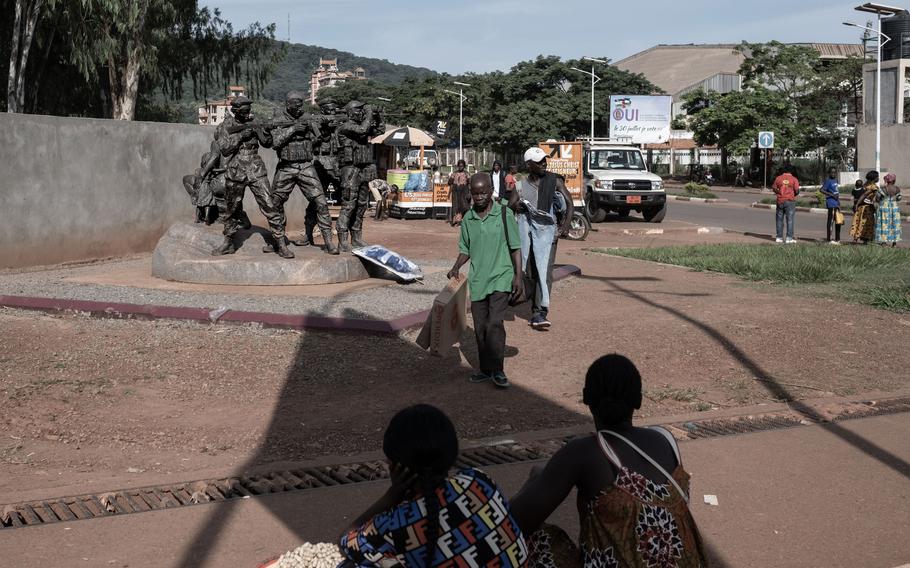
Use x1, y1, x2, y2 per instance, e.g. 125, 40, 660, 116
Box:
772, 171, 800, 204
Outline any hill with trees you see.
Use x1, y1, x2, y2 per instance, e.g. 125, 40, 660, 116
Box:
262, 42, 438, 102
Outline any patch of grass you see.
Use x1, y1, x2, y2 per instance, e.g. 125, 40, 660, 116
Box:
758, 196, 818, 208
647, 385, 701, 402
692, 401, 713, 412
594, 244, 910, 313
683, 182, 718, 199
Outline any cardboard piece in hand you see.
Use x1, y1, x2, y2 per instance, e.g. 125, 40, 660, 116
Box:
416, 276, 467, 356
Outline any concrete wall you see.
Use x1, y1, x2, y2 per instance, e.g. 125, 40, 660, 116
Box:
0, 113, 309, 268
856, 123, 909, 181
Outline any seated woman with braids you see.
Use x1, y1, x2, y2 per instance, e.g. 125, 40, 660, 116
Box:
339, 404, 529, 567
510, 355, 708, 568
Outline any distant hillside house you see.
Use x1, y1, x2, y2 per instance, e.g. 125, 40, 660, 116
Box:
310, 58, 366, 105
615, 43, 864, 118
198, 86, 246, 125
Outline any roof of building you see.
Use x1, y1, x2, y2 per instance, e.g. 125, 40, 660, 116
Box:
615, 43, 865, 96
614, 44, 744, 95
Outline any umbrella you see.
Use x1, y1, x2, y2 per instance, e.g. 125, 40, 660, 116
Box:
371, 126, 435, 147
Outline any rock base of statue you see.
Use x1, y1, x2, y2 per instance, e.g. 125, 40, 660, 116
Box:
151, 222, 369, 285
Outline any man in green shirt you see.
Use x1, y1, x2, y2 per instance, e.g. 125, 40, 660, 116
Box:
448, 173, 523, 388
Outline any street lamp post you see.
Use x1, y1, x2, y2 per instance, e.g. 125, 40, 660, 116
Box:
846, 3, 902, 173
571, 57, 608, 141
444, 81, 470, 162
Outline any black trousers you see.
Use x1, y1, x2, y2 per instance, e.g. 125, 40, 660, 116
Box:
827, 207, 842, 242
470, 291, 509, 373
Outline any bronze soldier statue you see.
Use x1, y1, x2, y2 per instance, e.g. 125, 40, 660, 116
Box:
298, 98, 344, 248
182, 144, 220, 225
213, 96, 292, 258
269, 91, 338, 255
336, 100, 385, 251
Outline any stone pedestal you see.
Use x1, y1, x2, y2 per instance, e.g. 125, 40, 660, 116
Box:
151, 222, 369, 285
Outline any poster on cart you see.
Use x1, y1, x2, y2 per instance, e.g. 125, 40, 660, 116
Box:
537, 141, 583, 205
608, 95, 672, 144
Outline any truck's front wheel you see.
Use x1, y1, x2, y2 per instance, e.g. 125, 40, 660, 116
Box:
643, 202, 667, 223
586, 192, 607, 222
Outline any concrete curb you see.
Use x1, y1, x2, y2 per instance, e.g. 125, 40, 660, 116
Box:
667, 195, 729, 203
750, 202, 830, 215
619, 226, 725, 236
0, 265, 583, 334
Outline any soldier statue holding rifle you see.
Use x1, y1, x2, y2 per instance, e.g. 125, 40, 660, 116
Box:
268, 90, 339, 255
336, 100, 385, 252
213, 96, 292, 258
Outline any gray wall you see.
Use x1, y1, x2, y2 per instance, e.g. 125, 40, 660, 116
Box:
0, 113, 308, 268
856, 123, 908, 180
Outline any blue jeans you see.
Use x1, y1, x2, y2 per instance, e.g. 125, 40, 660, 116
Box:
775, 200, 796, 239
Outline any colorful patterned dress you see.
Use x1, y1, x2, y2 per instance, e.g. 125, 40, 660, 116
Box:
875, 186, 902, 244
528, 430, 707, 568
339, 468, 529, 567
851, 184, 878, 242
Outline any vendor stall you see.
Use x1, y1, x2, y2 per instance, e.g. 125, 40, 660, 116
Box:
371, 126, 449, 219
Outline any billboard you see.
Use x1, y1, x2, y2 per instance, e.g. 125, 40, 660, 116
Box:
537, 141, 583, 204
609, 95, 672, 144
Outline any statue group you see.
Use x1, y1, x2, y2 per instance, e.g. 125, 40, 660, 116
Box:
182, 91, 385, 259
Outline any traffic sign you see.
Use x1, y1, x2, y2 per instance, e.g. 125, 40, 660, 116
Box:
758, 131, 775, 149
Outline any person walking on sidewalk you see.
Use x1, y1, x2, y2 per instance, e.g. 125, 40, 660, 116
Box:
490, 160, 508, 200
772, 167, 800, 244
822, 167, 843, 245
509, 147, 574, 330
875, 172, 902, 247
447, 173, 523, 388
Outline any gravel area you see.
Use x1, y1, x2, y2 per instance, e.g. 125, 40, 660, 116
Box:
0, 257, 451, 320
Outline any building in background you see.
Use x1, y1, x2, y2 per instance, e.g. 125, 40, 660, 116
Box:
197, 86, 246, 125
616, 44, 864, 119
309, 58, 366, 105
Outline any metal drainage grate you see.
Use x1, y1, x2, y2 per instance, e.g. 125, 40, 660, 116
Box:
677, 414, 807, 439
3, 395, 909, 530
0, 441, 550, 530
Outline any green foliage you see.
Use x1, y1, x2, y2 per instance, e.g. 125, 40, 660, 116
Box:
684, 42, 863, 159
1, 0, 282, 118
682, 183, 717, 199
594, 244, 910, 313
262, 43, 436, 102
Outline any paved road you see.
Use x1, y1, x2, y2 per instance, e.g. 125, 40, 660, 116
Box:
600, 199, 835, 241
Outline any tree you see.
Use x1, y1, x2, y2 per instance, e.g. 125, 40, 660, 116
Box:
2, 0, 283, 119
6, 0, 55, 113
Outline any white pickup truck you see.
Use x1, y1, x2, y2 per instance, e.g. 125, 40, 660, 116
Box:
583, 142, 667, 223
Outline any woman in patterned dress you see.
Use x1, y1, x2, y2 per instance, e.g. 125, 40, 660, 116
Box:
851, 170, 879, 243
338, 404, 529, 567
875, 173, 902, 247
510, 355, 708, 568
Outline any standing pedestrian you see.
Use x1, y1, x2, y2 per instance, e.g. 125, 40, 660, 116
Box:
509, 147, 574, 330
821, 167, 843, 245
490, 160, 507, 200
875, 173, 902, 247
772, 167, 800, 244
447, 159, 471, 225
851, 170, 879, 244
447, 173, 523, 388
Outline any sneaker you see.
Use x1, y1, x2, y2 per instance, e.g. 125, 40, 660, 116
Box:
532, 317, 552, 330
785, 238, 797, 244
775, 238, 784, 244
469, 371, 492, 384
492, 371, 510, 389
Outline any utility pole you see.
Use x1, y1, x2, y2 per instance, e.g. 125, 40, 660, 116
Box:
444, 82, 471, 162
571, 57, 608, 141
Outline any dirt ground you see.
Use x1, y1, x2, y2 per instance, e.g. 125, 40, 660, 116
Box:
2, 216, 909, 502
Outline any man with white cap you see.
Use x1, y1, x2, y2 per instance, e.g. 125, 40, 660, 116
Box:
508, 147, 574, 330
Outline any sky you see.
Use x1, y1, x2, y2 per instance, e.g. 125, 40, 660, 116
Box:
203, 0, 880, 74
